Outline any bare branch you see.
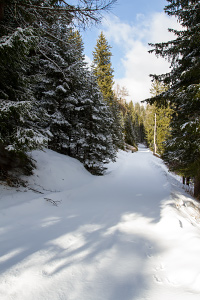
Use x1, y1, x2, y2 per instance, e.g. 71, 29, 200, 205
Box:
44, 197, 62, 206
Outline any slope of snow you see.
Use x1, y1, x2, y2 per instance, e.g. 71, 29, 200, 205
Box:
0, 145, 200, 300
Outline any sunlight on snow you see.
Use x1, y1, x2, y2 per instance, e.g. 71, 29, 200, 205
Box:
103, 212, 155, 237
40, 217, 61, 228
0, 248, 25, 264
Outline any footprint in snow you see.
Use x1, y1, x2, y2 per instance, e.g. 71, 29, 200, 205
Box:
153, 275, 162, 283
154, 263, 165, 271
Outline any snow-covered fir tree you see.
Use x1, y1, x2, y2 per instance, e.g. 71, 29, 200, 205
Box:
0, 26, 48, 179
36, 24, 117, 174
0, 0, 118, 179
79, 74, 117, 174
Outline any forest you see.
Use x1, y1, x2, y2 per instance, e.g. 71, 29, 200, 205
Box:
0, 0, 199, 199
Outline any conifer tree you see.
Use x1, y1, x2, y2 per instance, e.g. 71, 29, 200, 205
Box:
147, 0, 200, 198
93, 32, 124, 149
144, 80, 172, 154
124, 112, 137, 147
36, 26, 87, 155
133, 103, 146, 143
93, 31, 114, 104
37, 26, 117, 174
0, 26, 48, 180
0, 0, 117, 179
81, 74, 117, 175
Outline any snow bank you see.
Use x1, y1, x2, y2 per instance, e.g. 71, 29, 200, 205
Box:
0, 145, 200, 300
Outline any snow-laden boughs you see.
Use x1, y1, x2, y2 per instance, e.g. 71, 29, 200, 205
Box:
0, 101, 48, 152
0, 25, 49, 180
80, 74, 116, 174
0, 27, 37, 102
146, 0, 200, 199
0, 0, 118, 180
36, 25, 117, 175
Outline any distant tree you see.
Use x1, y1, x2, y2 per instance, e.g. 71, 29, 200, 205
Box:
93, 31, 114, 104
144, 104, 172, 155
124, 111, 137, 147
93, 32, 124, 149
114, 84, 129, 105
144, 80, 172, 154
133, 102, 146, 143
113, 84, 146, 147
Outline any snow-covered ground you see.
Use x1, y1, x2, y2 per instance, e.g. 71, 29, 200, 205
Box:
1, 144, 200, 300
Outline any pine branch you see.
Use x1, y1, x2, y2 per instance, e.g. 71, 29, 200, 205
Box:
38, 49, 68, 82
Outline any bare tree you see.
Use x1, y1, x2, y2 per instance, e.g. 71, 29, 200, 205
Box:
0, 0, 116, 28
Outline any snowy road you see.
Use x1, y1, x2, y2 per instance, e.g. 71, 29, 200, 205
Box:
1, 145, 200, 300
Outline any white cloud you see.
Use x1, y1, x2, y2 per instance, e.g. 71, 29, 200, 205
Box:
101, 13, 182, 103
84, 55, 93, 68
149, 12, 181, 43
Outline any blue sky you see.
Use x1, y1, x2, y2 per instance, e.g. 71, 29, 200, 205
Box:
79, 0, 181, 103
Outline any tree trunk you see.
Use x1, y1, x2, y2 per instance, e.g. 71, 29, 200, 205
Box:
0, 2, 5, 21
154, 113, 157, 154
182, 176, 185, 185
186, 177, 190, 186
194, 172, 200, 200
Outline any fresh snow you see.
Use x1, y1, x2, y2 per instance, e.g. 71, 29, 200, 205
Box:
0, 144, 200, 300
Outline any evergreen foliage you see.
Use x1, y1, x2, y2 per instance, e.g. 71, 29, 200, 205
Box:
93, 32, 124, 150
144, 104, 172, 155
147, 0, 200, 199
133, 102, 146, 144
144, 80, 172, 155
0, 26, 48, 181
113, 84, 145, 148
93, 31, 114, 104
0, 0, 118, 180
124, 111, 137, 147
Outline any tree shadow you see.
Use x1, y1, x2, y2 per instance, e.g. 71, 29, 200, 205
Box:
0, 188, 165, 300
0, 148, 171, 299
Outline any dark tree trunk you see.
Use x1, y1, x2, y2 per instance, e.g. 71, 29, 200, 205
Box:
194, 172, 200, 201
182, 176, 185, 185
0, 2, 5, 21
186, 177, 190, 186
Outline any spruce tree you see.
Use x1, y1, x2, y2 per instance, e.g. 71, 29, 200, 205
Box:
81, 74, 117, 175
36, 26, 87, 156
147, 0, 200, 199
93, 32, 124, 149
0, 26, 48, 180
37, 25, 117, 174
0, 0, 117, 180
124, 111, 137, 148
133, 103, 146, 144
93, 31, 114, 105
